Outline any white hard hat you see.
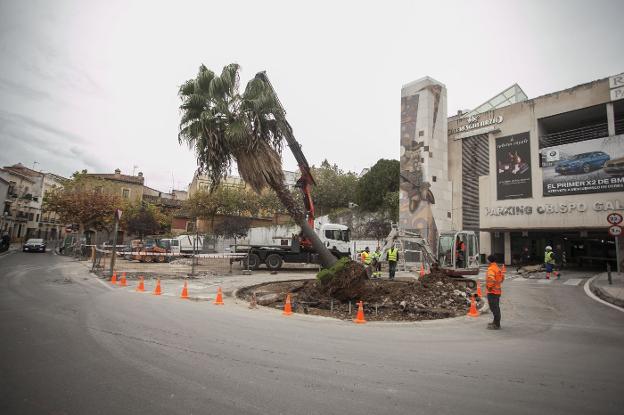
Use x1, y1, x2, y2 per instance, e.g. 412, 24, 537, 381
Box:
545, 246, 552, 251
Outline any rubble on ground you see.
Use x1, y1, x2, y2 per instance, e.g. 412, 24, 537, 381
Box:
237, 263, 476, 321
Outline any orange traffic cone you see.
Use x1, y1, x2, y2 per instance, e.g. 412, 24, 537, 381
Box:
153, 279, 162, 296
214, 287, 224, 305
419, 263, 426, 279
136, 276, 145, 292
283, 293, 293, 316
180, 281, 189, 299
353, 301, 367, 324
119, 274, 127, 287
110, 272, 117, 284
476, 281, 483, 298
467, 294, 479, 317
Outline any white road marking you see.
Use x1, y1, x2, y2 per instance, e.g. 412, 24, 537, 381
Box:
564, 278, 583, 286
94, 278, 114, 291
584, 275, 624, 313
537, 279, 553, 284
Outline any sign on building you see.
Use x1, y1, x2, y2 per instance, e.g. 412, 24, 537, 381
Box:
540, 135, 624, 197
495, 132, 532, 200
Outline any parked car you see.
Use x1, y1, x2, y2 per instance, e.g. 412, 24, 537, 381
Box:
23, 238, 46, 253
555, 151, 610, 175
603, 156, 624, 176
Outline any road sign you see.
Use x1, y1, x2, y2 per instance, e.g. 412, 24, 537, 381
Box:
608, 225, 622, 237
607, 212, 623, 225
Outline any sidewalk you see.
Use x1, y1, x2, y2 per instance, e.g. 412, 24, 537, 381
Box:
590, 271, 624, 308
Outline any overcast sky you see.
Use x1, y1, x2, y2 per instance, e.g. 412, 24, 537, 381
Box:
1, 0, 623, 192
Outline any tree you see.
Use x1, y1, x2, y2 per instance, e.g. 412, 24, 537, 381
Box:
364, 218, 392, 242
123, 203, 170, 239
43, 185, 122, 241
310, 160, 358, 216
213, 216, 252, 240
381, 190, 399, 223
185, 186, 256, 229
355, 159, 400, 212
178, 64, 337, 267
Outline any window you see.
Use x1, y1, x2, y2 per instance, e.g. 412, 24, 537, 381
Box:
28, 212, 34, 221
122, 188, 130, 199
36, 214, 39, 222
432, 176, 437, 182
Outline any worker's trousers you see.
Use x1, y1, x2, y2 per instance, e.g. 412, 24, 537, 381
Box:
388, 261, 397, 280
487, 293, 501, 327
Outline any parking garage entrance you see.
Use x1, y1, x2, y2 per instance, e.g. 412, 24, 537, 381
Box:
491, 230, 617, 271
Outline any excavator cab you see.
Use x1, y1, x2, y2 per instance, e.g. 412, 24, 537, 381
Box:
437, 230, 480, 276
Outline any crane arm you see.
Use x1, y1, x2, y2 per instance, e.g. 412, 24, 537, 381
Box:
254, 71, 316, 227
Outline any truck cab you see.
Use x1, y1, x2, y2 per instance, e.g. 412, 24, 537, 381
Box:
318, 223, 351, 256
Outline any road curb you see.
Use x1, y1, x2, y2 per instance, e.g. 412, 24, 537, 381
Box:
584, 274, 624, 313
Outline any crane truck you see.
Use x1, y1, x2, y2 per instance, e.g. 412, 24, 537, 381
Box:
232, 72, 351, 271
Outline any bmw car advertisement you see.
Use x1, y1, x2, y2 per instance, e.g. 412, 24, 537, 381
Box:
541, 135, 624, 196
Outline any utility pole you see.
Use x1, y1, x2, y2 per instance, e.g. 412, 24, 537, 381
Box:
110, 209, 122, 275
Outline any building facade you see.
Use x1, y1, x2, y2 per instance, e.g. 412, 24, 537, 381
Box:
446, 73, 624, 268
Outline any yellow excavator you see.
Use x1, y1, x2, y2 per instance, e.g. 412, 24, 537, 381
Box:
379, 225, 480, 287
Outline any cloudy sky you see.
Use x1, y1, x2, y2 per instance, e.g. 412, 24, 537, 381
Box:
1, 0, 623, 192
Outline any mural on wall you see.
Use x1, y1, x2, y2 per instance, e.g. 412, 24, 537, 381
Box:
399, 85, 440, 252
541, 135, 624, 196
496, 132, 532, 200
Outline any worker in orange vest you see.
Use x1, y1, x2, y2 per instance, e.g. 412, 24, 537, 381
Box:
486, 254, 504, 330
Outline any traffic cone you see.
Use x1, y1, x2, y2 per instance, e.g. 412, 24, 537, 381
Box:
180, 281, 189, 299
476, 281, 483, 298
214, 287, 224, 305
110, 272, 117, 284
419, 263, 426, 279
119, 273, 127, 287
283, 293, 293, 316
467, 294, 479, 317
136, 276, 145, 292
353, 301, 366, 324
153, 279, 162, 296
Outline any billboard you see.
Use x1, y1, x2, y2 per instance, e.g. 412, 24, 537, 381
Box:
496, 132, 532, 200
541, 135, 624, 197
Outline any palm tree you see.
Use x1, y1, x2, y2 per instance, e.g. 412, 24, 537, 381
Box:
178, 63, 337, 268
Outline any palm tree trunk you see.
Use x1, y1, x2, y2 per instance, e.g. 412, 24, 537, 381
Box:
272, 182, 337, 268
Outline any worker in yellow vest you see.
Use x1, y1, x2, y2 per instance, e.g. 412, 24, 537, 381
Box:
371, 246, 382, 278
387, 244, 399, 280
361, 247, 372, 278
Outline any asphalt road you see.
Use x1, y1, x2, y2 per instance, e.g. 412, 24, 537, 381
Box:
1, 251, 623, 415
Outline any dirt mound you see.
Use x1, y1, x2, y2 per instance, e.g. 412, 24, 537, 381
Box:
237, 266, 476, 322
320, 260, 367, 301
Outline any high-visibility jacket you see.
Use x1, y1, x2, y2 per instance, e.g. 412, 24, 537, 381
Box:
544, 251, 555, 265
387, 248, 398, 262
371, 251, 381, 262
361, 251, 371, 264
486, 262, 504, 295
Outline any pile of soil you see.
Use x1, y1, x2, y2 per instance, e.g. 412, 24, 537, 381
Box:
238, 267, 476, 322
